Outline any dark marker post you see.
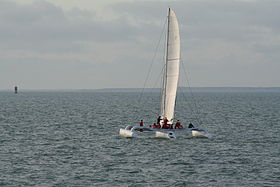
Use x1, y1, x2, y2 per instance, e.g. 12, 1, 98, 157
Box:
14, 86, 18, 94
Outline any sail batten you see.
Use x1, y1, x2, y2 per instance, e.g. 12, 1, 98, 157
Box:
160, 8, 180, 124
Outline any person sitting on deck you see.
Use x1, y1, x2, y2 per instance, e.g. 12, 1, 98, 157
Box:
166, 123, 170, 129
175, 120, 184, 129
162, 118, 170, 129
162, 123, 170, 129
156, 123, 161, 129
139, 120, 144, 132
163, 117, 168, 125
152, 123, 157, 128
188, 122, 194, 128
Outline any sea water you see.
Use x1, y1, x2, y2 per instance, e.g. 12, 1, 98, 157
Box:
0, 91, 279, 186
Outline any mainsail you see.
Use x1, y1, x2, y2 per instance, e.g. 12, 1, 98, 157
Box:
160, 8, 180, 124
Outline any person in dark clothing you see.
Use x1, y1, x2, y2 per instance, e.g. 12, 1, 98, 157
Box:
157, 116, 161, 124
188, 123, 194, 128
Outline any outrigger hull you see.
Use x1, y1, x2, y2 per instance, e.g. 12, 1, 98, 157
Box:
191, 128, 212, 138
119, 129, 134, 138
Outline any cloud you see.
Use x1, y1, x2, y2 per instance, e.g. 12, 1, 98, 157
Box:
111, 0, 280, 40
109, 0, 280, 86
0, 0, 141, 54
0, 0, 279, 89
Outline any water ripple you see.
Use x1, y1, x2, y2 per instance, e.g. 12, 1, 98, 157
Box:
0, 92, 279, 186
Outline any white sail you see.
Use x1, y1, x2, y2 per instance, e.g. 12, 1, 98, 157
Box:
160, 8, 180, 124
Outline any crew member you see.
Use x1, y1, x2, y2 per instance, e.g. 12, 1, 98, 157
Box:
139, 120, 144, 132
175, 120, 184, 129
162, 118, 170, 129
157, 116, 161, 124
188, 122, 194, 128
163, 118, 168, 125
156, 123, 161, 129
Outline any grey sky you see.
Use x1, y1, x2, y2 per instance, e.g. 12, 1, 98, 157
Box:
0, 0, 279, 89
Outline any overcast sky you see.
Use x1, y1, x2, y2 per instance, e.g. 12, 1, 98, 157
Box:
0, 0, 279, 89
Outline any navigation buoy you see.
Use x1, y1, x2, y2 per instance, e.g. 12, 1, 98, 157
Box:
15, 86, 18, 94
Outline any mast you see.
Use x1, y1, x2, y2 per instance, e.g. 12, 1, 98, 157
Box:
159, 8, 180, 124
160, 8, 171, 121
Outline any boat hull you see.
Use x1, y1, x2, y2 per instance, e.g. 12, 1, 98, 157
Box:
119, 128, 134, 138
155, 131, 176, 139
119, 126, 211, 139
191, 129, 212, 138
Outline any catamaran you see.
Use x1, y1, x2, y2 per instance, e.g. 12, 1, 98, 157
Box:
119, 8, 211, 139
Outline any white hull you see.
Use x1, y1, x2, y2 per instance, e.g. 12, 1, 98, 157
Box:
119, 126, 178, 139
119, 126, 211, 139
191, 129, 212, 138
119, 128, 134, 138
155, 131, 176, 139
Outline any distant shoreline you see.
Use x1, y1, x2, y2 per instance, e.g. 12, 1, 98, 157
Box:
1, 87, 280, 93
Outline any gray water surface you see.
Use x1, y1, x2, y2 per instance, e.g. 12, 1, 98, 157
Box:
0, 91, 279, 186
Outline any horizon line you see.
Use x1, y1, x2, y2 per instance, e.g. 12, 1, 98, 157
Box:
1, 86, 280, 92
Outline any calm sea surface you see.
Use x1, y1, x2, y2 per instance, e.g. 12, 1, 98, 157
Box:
0, 91, 279, 186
